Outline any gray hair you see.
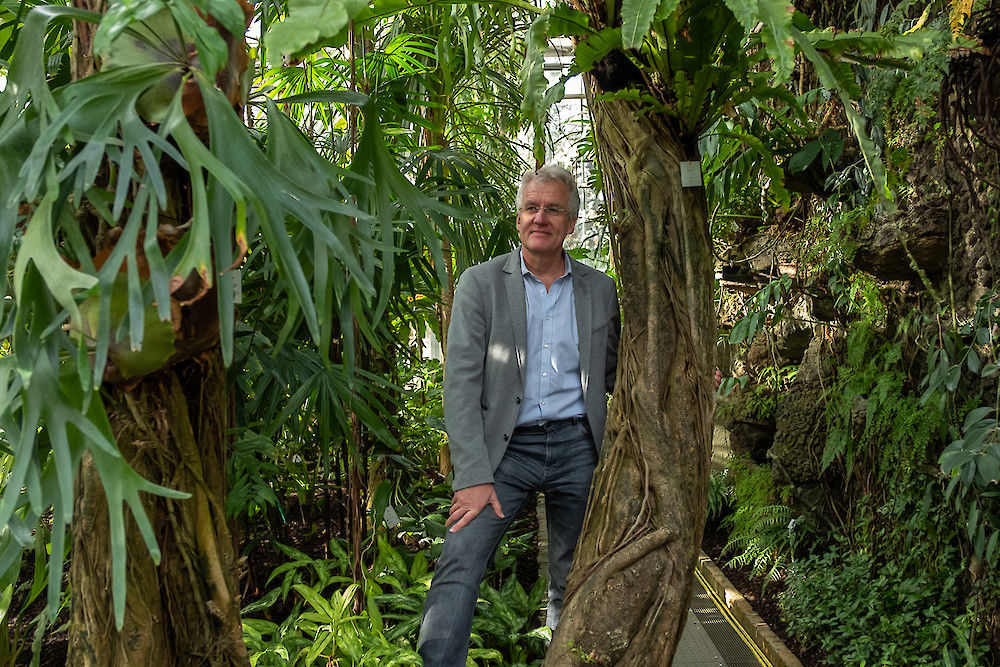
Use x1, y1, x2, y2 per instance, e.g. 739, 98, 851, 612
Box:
515, 165, 581, 220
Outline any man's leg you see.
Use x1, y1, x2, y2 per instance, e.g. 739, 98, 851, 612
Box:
541, 420, 598, 630
418, 437, 543, 667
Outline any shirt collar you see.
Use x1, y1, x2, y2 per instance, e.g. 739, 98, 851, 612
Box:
519, 247, 572, 280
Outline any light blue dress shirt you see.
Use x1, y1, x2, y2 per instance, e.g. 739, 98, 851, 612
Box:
515, 249, 587, 426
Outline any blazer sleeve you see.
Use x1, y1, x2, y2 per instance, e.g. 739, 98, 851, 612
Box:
443, 271, 495, 491
605, 278, 621, 394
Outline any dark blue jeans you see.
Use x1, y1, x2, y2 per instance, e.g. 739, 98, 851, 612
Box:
417, 419, 598, 667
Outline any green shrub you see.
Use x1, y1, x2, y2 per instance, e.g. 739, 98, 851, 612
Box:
780, 482, 991, 665
721, 458, 803, 586
242, 515, 548, 666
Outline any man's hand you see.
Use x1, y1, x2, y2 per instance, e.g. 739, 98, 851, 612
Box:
446, 483, 504, 533
714, 368, 723, 391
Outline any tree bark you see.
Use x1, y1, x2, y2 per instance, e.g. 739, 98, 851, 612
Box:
68, 354, 248, 666
547, 90, 715, 665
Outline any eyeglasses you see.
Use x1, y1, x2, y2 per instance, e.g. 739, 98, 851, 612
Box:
521, 205, 568, 218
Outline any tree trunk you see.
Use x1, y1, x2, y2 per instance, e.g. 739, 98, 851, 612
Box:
68, 354, 248, 666
547, 91, 715, 665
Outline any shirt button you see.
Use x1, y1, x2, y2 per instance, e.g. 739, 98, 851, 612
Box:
544, 344, 549, 348
542, 372, 548, 377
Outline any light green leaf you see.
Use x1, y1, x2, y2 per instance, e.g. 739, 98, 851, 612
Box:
548, 4, 592, 37
12, 188, 98, 326
756, 0, 795, 81
621, 0, 660, 50
520, 11, 549, 165
73, 274, 177, 380
264, 0, 368, 67
169, 0, 228, 78
192, 0, 247, 37
294, 582, 336, 619
574, 26, 623, 73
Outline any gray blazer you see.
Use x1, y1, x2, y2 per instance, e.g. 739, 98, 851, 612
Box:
444, 250, 620, 490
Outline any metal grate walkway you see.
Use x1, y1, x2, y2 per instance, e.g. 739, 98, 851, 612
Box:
674, 569, 768, 666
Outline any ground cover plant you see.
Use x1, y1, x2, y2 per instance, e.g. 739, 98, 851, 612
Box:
2, 0, 1000, 665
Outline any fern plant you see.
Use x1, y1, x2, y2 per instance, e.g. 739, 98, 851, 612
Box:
721, 458, 801, 587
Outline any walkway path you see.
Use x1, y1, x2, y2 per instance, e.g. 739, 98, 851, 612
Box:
535, 496, 800, 667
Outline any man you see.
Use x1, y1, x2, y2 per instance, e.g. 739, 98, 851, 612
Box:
417, 165, 620, 666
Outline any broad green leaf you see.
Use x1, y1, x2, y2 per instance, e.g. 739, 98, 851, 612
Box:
789, 140, 822, 173
191, 0, 248, 37
169, 0, 229, 79
94, 0, 167, 56
73, 274, 176, 380
574, 26, 623, 73
520, 11, 548, 164
621, 0, 660, 49
264, 0, 368, 67
294, 582, 336, 619
964, 406, 994, 432
723, 0, 793, 79
977, 450, 1000, 485
548, 4, 592, 37
756, 0, 794, 81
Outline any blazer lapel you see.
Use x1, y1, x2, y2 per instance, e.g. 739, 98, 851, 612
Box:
503, 251, 528, 385
572, 259, 593, 396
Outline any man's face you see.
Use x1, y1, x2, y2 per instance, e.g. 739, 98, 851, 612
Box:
516, 178, 576, 258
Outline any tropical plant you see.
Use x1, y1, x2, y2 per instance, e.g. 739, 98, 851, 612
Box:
781, 486, 992, 665
0, 0, 470, 658
720, 459, 799, 586
512, 0, 951, 660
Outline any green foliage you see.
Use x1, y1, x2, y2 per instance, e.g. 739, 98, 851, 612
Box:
868, 11, 954, 125
706, 469, 732, 520
242, 537, 427, 665
781, 482, 992, 665
0, 519, 59, 667
728, 276, 792, 346
721, 458, 801, 585
264, 0, 368, 66
226, 431, 282, 520
243, 522, 547, 666
1, 0, 445, 625
923, 293, 1000, 571
823, 322, 947, 477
